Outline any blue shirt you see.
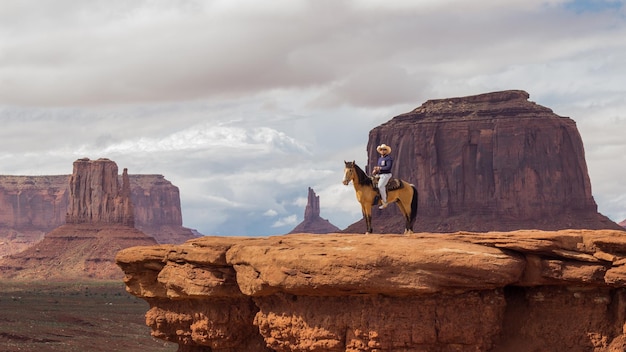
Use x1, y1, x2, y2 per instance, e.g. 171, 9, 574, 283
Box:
377, 154, 393, 174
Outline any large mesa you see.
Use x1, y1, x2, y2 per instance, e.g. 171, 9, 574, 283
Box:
346, 90, 621, 233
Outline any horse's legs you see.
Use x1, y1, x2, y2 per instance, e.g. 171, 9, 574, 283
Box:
362, 206, 373, 234
393, 191, 414, 234
395, 202, 411, 234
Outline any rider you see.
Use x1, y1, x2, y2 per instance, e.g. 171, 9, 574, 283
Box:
373, 143, 393, 209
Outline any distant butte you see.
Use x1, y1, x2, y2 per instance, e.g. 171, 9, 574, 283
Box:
346, 90, 623, 233
0, 158, 158, 280
288, 187, 340, 234
0, 163, 197, 258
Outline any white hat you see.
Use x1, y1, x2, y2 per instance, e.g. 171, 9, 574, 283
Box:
376, 144, 392, 154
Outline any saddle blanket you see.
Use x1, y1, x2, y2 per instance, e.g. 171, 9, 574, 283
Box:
372, 176, 404, 191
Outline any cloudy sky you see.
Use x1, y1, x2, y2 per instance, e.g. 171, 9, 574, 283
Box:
1, 0, 625, 236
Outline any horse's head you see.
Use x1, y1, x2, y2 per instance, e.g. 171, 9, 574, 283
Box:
343, 160, 356, 185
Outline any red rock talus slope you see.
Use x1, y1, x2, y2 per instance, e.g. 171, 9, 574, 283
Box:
288, 187, 340, 234
117, 230, 626, 352
0, 158, 157, 280
1, 224, 157, 279
346, 90, 621, 233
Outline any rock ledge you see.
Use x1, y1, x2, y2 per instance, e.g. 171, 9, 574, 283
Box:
117, 229, 626, 352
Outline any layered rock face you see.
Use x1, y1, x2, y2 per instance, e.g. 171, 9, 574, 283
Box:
0, 175, 68, 256
129, 174, 199, 244
288, 188, 340, 234
0, 166, 195, 257
117, 229, 626, 352
347, 90, 621, 233
0, 158, 157, 280
66, 158, 135, 226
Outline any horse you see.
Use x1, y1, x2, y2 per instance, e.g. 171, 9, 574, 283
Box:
342, 160, 418, 234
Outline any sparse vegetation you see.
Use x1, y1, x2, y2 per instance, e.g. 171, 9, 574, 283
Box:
0, 280, 177, 352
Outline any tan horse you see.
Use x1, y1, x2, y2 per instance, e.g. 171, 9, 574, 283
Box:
342, 161, 418, 234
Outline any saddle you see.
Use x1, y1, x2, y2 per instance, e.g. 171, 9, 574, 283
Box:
371, 176, 404, 192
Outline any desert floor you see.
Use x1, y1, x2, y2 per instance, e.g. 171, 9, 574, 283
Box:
0, 280, 177, 352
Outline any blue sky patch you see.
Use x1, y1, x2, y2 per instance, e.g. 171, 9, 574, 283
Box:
564, 0, 623, 13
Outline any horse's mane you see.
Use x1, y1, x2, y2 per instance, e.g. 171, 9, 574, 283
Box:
347, 161, 372, 187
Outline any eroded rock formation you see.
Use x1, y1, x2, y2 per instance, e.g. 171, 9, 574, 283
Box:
117, 229, 626, 352
288, 188, 340, 234
66, 158, 135, 226
0, 175, 68, 256
0, 158, 157, 279
346, 90, 621, 233
0, 164, 196, 257
130, 174, 194, 244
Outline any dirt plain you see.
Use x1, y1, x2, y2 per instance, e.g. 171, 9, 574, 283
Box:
0, 280, 177, 352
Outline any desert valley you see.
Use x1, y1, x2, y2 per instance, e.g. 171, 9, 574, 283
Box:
1, 90, 626, 352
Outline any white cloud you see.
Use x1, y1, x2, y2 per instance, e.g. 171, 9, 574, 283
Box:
272, 214, 298, 228
1, 0, 625, 235
263, 209, 278, 217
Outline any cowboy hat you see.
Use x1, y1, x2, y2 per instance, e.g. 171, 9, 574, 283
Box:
376, 144, 392, 154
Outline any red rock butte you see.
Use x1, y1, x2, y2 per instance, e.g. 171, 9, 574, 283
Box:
66, 158, 135, 226
0, 160, 196, 258
0, 158, 161, 280
347, 90, 621, 233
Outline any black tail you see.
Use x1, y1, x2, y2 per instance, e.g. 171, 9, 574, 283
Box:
409, 185, 418, 229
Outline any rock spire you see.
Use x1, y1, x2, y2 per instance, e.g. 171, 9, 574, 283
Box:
289, 188, 340, 234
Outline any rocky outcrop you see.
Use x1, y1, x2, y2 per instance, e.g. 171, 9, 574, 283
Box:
0, 164, 196, 257
66, 158, 135, 226
288, 188, 340, 234
0, 175, 68, 257
116, 229, 626, 352
347, 90, 622, 233
0, 158, 157, 279
129, 174, 197, 244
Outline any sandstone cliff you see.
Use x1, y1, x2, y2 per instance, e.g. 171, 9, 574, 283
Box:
346, 90, 621, 233
0, 158, 158, 279
0, 165, 195, 257
0, 175, 68, 256
130, 174, 193, 244
117, 229, 626, 352
66, 158, 135, 226
288, 188, 340, 234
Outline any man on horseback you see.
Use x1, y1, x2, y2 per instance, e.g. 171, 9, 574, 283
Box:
373, 143, 393, 209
